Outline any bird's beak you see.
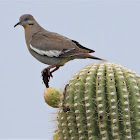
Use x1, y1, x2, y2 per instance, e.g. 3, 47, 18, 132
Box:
14, 21, 22, 28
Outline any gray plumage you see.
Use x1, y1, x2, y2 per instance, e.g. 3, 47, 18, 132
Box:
14, 14, 104, 67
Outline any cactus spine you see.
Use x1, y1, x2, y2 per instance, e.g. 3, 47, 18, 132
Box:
56, 63, 140, 140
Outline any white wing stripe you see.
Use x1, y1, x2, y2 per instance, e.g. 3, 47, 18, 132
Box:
30, 44, 62, 57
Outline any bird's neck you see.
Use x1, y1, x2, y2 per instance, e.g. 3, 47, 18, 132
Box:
24, 23, 43, 44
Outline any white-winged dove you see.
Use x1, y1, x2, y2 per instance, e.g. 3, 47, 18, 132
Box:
14, 14, 105, 76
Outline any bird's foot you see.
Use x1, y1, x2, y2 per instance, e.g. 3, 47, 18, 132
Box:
41, 66, 60, 88
42, 69, 51, 88
41, 68, 53, 78
42, 67, 54, 88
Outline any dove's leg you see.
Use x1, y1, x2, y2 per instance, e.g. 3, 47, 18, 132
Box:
41, 65, 55, 75
41, 65, 60, 88
50, 66, 60, 76
41, 65, 55, 88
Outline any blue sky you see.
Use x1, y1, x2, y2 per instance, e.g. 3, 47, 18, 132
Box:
0, 0, 140, 139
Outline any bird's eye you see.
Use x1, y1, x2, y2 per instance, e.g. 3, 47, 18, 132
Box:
24, 17, 29, 21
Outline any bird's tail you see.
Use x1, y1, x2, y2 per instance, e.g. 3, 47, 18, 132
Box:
73, 53, 106, 61
87, 55, 106, 61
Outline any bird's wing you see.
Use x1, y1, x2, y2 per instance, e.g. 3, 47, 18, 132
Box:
30, 31, 95, 58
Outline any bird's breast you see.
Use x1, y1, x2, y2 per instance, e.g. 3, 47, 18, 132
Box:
27, 45, 70, 66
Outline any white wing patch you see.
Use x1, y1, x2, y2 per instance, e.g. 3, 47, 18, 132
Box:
30, 44, 62, 57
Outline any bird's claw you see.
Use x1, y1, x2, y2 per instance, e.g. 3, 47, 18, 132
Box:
41, 66, 59, 87
50, 72, 53, 78
42, 68, 53, 88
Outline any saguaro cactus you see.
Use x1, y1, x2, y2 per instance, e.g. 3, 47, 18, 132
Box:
48, 63, 140, 140
44, 88, 61, 108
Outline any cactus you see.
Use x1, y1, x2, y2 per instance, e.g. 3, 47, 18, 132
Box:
44, 88, 61, 108
50, 63, 140, 140
53, 130, 59, 140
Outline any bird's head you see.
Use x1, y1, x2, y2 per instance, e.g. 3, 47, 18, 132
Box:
14, 14, 36, 28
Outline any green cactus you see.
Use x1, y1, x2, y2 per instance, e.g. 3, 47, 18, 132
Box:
53, 130, 59, 140
44, 88, 61, 108
52, 63, 140, 140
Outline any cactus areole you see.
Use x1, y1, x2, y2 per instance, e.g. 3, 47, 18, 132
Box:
56, 63, 140, 140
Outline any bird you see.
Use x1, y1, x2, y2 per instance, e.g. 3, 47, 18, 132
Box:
14, 14, 105, 83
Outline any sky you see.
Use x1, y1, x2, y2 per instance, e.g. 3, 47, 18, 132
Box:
0, 0, 140, 139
